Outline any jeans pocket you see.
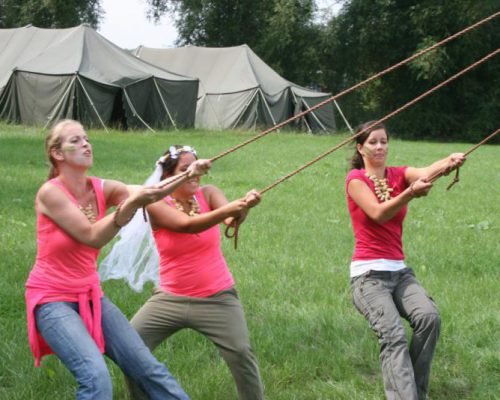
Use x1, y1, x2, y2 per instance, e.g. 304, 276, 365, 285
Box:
35, 301, 75, 321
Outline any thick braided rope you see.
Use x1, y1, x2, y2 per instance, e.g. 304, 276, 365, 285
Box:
259, 48, 499, 195
463, 127, 500, 157
209, 11, 499, 163
426, 127, 500, 186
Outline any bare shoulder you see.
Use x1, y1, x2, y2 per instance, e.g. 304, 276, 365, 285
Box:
103, 179, 126, 195
38, 181, 66, 205
404, 166, 421, 184
103, 179, 129, 205
202, 184, 225, 201
37, 182, 73, 215
202, 184, 223, 195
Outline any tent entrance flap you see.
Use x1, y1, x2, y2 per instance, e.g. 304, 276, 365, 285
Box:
0, 25, 198, 130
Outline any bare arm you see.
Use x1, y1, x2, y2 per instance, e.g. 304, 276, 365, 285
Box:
405, 153, 466, 184
347, 178, 431, 224
37, 160, 211, 248
147, 185, 252, 233
216, 188, 261, 227
38, 182, 137, 248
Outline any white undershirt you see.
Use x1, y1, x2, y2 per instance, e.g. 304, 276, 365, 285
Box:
350, 259, 407, 278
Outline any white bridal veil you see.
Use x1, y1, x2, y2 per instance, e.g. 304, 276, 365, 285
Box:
98, 163, 164, 292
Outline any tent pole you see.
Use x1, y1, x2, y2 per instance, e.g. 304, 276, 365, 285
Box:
122, 88, 156, 132
76, 75, 109, 132
290, 90, 312, 134
333, 99, 353, 133
301, 97, 328, 132
153, 77, 178, 131
44, 75, 77, 130
203, 82, 224, 129
231, 89, 259, 129
257, 88, 279, 132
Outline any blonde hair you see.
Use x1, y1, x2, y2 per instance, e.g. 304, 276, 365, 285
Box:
45, 119, 84, 180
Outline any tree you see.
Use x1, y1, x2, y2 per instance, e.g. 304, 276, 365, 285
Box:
320, 0, 500, 141
144, 0, 324, 86
0, 0, 103, 29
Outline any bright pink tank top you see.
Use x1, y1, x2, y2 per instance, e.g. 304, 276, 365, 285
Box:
25, 177, 107, 366
153, 188, 234, 297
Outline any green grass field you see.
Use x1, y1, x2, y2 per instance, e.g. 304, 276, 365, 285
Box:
0, 123, 498, 399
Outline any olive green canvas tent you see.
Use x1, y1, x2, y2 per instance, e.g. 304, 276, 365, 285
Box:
0, 25, 198, 130
133, 45, 337, 132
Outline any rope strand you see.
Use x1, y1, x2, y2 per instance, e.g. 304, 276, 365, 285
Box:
426, 127, 500, 188
259, 49, 499, 195
209, 11, 500, 164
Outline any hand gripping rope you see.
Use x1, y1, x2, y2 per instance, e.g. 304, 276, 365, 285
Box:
210, 11, 499, 164
225, 48, 499, 249
426, 127, 500, 189
142, 12, 499, 245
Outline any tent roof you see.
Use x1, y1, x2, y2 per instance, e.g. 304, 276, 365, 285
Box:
133, 44, 328, 98
0, 25, 197, 91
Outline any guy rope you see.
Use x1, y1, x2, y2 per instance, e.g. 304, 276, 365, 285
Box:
226, 48, 499, 248
155, 11, 498, 192
426, 127, 500, 189
209, 11, 499, 164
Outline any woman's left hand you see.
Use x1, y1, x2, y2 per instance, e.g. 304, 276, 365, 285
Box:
446, 153, 466, 174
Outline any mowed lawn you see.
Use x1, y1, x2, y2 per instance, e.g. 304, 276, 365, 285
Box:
0, 123, 498, 399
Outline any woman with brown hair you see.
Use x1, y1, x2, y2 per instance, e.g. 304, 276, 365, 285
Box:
346, 121, 465, 400
102, 145, 264, 399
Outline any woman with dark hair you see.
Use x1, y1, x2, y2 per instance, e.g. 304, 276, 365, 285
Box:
26, 120, 210, 399
118, 145, 264, 399
346, 122, 465, 400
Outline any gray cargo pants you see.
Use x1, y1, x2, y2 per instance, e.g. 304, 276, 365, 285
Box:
128, 287, 264, 400
351, 268, 440, 400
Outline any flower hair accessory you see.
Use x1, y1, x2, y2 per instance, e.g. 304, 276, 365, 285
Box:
168, 145, 197, 160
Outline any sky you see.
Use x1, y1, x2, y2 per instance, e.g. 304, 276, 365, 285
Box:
98, 0, 342, 50
98, 0, 177, 50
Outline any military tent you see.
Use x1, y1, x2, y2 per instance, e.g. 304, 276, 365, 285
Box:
133, 45, 337, 132
0, 25, 198, 130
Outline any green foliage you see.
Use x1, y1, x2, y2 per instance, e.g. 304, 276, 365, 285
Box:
321, 0, 500, 141
143, 1, 498, 140
144, 0, 323, 86
0, 0, 103, 29
256, 0, 323, 85
0, 123, 498, 399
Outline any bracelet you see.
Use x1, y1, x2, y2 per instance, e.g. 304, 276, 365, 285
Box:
113, 200, 135, 228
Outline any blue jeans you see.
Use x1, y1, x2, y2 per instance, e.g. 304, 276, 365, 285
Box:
35, 296, 189, 400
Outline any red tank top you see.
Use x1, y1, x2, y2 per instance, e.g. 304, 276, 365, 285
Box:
346, 167, 408, 261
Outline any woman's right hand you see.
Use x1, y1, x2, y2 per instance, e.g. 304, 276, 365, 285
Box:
224, 199, 249, 217
409, 178, 433, 198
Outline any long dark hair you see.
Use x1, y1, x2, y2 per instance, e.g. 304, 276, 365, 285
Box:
350, 121, 388, 170
159, 145, 198, 179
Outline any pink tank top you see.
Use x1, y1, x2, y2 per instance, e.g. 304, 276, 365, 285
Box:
25, 177, 107, 366
153, 188, 235, 297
